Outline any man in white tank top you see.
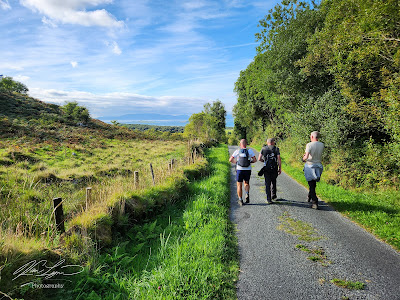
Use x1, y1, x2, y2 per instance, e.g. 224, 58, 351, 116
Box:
302, 131, 324, 209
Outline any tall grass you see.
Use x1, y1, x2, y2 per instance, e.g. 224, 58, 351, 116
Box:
68, 144, 238, 299
0, 139, 189, 261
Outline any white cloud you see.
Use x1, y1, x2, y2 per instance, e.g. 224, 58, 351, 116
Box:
70, 61, 78, 68
183, 1, 208, 10
14, 75, 30, 82
20, 0, 124, 27
112, 41, 122, 55
28, 88, 207, 116
0, 0, 10, 10
42, 16, 57, 27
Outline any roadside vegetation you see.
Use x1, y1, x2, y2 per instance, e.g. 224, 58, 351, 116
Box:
66, 145, 237, 300
231, 0, 400, 251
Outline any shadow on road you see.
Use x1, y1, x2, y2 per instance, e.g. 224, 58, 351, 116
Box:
272, 198, 335, 211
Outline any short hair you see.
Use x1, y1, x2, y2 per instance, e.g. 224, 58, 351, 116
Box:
266, 138, 275, 144
240, 139, 247, 146
311, 131, 320, 139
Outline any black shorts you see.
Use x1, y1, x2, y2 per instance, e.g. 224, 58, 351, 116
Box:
236, 170, 251, 182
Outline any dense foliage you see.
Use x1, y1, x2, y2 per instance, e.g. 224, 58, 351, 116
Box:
233, 0, 400, 189
0, 76, 28, 94
184, 100, 227, 143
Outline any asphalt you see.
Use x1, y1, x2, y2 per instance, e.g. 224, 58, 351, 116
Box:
229, 146, 400, 300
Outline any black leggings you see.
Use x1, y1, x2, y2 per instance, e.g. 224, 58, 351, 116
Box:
308, 180, 318, 204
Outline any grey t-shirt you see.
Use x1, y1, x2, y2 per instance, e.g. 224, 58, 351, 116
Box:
305, 141, 324, 164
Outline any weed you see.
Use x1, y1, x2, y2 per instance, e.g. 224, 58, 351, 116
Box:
295, 244, 331, 266
330, 278, 365, 290
278, 212, 323, 242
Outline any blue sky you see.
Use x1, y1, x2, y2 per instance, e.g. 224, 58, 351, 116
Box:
0, 0, 278, 125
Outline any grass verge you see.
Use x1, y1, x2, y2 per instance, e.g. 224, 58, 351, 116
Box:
65, 144, 238, 299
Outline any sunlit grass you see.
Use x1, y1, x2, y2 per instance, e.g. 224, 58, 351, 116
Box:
68, 144, 238, 300
0, 138, 189, 258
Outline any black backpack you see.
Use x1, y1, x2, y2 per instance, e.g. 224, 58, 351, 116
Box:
263, 147, 278, 173
237, 148, 251, 167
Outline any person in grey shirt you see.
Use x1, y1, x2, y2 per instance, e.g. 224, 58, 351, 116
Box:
302, 131, 324, 209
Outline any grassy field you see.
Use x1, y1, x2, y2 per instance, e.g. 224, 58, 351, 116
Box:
0, 137, 189, 252
35, 144, 237, 300
252, 143, 400, 251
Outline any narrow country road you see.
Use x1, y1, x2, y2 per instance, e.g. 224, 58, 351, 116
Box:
229, 146, 400, 300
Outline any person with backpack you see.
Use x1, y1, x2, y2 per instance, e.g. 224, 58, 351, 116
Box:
229, 139, 257, 206
258, 138, 281, 204
302, 131, 324, 209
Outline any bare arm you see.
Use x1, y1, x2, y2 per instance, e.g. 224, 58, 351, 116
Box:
302, 152, 310, 162
258, 152, 264, 162
229, 155, 236, 164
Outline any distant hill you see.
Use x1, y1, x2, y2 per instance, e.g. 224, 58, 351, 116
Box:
98, 113, 235, 127
123, 124, 184, 133
98, 113, 190, 126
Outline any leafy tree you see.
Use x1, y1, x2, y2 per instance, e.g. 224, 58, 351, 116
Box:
234, 0, 328, 141
300, 0, 400, 142
0, 76, 28, 94
203, 100, 227, 142
183, 112, 219, 142
62, 101, 90, 124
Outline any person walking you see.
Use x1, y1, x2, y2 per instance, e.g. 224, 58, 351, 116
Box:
230, 139, 257, 206
258, 138, 281, 204
302, 131, 324, 209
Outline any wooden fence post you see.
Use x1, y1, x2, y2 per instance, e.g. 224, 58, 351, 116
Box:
134, 171, 139, 188
86, 187, 92, 210
149, 163, 155, 186
53, 197, 65, 233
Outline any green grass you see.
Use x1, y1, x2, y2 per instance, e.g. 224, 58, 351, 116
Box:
0, 138, 188, 250
330, 278, 365, 290
278, 212, 323, 242
252, 145, 400, 251
62, 144, 238, 299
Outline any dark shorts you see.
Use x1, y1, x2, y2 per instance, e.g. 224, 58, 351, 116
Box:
236, 170, 251, 182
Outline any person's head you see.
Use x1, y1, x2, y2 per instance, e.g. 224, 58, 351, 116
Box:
310, 131, 320, 141
266, 138, 276, 146
240, 139, 247, 149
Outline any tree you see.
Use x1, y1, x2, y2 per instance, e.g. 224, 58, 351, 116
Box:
0, 76, 28, 94
300, 0, 400, 142
62, 101, 90, 124
183, 112, 218, 141
234, 0, 327, 141
203, 100, 227, 142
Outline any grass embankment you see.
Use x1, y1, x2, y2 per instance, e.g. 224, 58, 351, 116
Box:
0, 138, 188, 254
252, 143, 400, 251
65, 144, 238, 299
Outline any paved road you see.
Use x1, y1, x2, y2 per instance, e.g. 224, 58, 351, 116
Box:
229, 146, 400, 300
